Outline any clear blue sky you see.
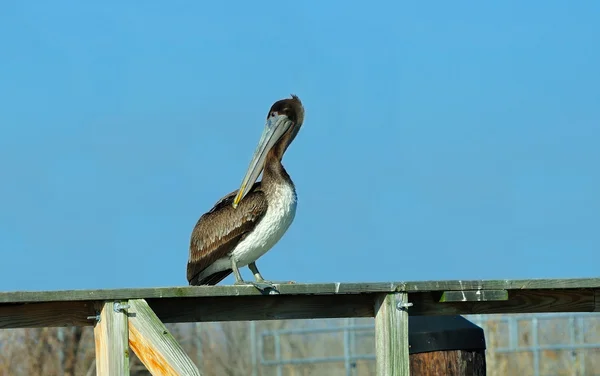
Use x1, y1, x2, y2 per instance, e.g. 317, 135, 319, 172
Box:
1, 1, 598, 292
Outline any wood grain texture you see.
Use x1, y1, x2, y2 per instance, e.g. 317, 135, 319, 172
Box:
2, 278, 600, 303
0, 301, 96, 329
93, 301, 130, 376
410, 350, 486, 376
1, 288, 598, 329
149, 294, 375, 323
128, 299, 201, 376
440, 289, 508, 302
375, 293, 409, 376
0, 294, 374, 329
410, 289, 596, 315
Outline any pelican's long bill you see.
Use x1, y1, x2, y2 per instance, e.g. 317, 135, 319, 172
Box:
232, 114, 294, 208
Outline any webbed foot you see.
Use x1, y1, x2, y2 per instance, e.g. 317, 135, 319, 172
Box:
233, 280, 279, 294
254, 281, 283, 294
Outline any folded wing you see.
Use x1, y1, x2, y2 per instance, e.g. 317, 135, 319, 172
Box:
187, 182, 267, 285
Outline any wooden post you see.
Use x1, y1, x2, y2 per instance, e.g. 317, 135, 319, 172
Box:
408, 315, 486, 376
375, 292, 410, 376
128, 298, 201, 376
93, 300, 130, 376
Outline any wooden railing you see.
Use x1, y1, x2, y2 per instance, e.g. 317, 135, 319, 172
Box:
1, 278, 599, 375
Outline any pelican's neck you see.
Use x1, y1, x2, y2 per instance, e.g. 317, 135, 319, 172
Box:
263, 150, 292, 188
262, 125, 295, 189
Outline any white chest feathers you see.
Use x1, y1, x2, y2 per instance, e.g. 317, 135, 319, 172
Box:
232, 183, 297, 265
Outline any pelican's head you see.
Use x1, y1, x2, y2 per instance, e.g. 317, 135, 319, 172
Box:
232, 95, 305, 208
268, 94, 304, 143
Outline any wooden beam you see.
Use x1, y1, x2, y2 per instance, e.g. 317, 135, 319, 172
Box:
411, 289, 596, 315
1, 288, 598, 329
375, 293, 410, 376
128, 299, 201, 376
148, 294, 375, 323
0, 294, 374, 329
93, 301, 130, 376
0, 301, 96, 329
439, 289, 508, 302
2, 278, 600, 303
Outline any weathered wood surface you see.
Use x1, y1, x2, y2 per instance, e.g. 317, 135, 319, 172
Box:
410, 350, 486, 376
2, 278, 599, 303
1, 287, 598, 329
147, 294, 375, 323
0, 301, 96, 328
375, 293, 410, 376
93, 301, 130, 376
440, 289, 508, 302
0, 294, 375, 329
128, 299, 201, 376
410, 289, 597, 315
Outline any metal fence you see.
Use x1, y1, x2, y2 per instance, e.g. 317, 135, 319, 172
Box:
468, 312, 600, 376
259, 319, 375, 373
259, 313, 600, 376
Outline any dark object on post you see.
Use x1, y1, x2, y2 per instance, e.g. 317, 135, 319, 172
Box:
409, 315, 486, 376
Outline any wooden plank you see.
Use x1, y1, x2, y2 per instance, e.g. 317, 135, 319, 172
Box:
0, 283, 389, 302
1, 288, 598, 329
595, 289, 600, 312
93, 301, 130, 376
148, 294, 375, 323
128, 299, 201, 376
0, 294, 373, 329
375, 293, 410, 376
2, 278, 600, 303
0, 301, 96, 329
440, 289, 508, 302
398, 278, 600, 292
411, 289, 597, 315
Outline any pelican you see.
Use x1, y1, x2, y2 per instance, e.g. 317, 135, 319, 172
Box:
187, 95, 305, 289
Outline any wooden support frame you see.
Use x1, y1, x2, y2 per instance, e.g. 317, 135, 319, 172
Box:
128, 299, 201, 376
1, 278, 600, 374
93, 301, 130, 375
92, 299, 201, 376
375, 293, 410, 376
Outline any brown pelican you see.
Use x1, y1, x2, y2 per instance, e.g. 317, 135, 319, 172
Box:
187, 95, 304, 290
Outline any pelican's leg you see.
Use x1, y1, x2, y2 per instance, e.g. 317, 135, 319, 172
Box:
248, 261, 275, 291
231, 258, 248, 285
248, 262, 296, 288
248, 262, 266, 282
231, 259, 276, 293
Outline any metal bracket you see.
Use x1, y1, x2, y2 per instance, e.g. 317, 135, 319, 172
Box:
114, 302, 130, 313
87, 313, 101, 322
396, 301, 413, 311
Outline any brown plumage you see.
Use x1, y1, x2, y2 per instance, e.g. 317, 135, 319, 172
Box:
187, 95, 305, 286
187, 182, 267, 285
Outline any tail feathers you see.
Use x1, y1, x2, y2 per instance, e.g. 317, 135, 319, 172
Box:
189, 269, 233, 286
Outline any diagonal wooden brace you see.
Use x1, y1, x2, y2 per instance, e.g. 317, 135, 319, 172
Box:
128, 298, 201, 376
